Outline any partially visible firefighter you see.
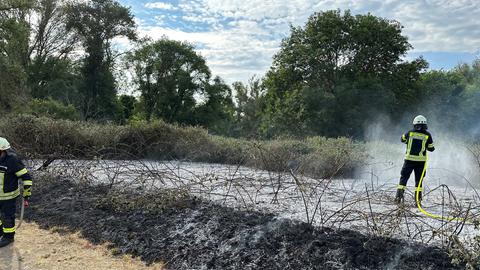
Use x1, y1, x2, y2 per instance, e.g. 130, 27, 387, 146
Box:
395, 115, 435, 204
0, 137, 32, 248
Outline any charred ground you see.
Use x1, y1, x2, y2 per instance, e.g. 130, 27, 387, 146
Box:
24, 175, 460, 270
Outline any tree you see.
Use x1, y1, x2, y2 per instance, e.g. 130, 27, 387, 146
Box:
418, 71, 465, 131
28, 56, 82, 104
27, 0, 81, 102
117, 94, 137, 124
194, 76, 235, 134
417, 61, 480, 137
0, 0, 35, 12
127, 38, 211, 123
262, 10, 426, 138
0, 0, 35, 112
65, 0, 136, 120
232, 76, 266, 137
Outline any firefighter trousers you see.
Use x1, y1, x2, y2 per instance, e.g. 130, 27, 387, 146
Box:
398, 160, 426, 188
0, 197, 16, 239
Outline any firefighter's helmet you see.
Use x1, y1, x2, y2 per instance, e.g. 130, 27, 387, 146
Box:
0, 137, 11, 151
413, 115, 427, 125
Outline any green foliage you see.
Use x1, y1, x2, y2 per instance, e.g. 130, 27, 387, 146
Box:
305, 77, 395, 137
0, 0, 35, 12
0, 56, 28, 112
24, 98, 80, 120
117, 94, 137, 124
261, 87, 307, 138
2, 3, 480, 140
194, 76, 235, 135
411, 62, 480, 137
418, 70, 465, 130
27, 0, 81, 101
28, 56, 81, 103
127, 38, 211, 123
0, 1, 33, 112
1, 0, 84, 117
127, 39, 237, 134
65, 0, 136, 120
261, 10, 427, 138
232, 77, 265, 137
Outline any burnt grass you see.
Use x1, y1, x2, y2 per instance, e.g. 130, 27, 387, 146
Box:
24, 176, 461, 270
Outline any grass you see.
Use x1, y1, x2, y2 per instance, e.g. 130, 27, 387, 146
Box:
5, 222, 165, 270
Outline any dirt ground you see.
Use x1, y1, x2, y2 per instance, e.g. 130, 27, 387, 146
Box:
0, 222, 164, 270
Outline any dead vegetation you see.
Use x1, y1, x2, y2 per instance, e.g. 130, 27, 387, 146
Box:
0, 222, 165, 270
19, 141, 480, 269
25, 175, 459, 270
3, 115, 480, 268
0, 114, 363, 179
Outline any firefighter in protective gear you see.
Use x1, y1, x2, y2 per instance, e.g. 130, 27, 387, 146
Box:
0, 137, 32, 248
394, 115, 435, 204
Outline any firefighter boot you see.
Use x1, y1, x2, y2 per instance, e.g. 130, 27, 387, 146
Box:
0, 236, 14, 248
394, 189, 404, 204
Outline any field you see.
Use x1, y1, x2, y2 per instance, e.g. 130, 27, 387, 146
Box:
2, 117, 480, 269
15, 148, 480, 269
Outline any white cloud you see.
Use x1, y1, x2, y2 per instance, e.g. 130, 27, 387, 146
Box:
133, 0, 480, 83
177, 0, 480, 53
137, 21, 278, 83
145, 2, 177, 10
310, 0, 480, 53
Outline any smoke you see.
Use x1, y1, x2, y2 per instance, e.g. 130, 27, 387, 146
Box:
361, 113, 480, 189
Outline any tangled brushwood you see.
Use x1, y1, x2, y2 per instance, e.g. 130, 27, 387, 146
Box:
21, 150, 480, 269
27, 173, 459, 270
3, 115, 480, 268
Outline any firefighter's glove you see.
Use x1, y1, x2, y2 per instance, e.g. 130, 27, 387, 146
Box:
23, 186, 32, 201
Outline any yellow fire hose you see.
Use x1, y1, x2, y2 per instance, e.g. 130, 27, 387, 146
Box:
415, 155, 468, 222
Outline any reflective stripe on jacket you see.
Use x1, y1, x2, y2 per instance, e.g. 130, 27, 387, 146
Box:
0, 152, 32, 200
401, 130, 435, 162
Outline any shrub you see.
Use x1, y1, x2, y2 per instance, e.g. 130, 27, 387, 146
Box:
302, 137, 366, 178
25, 98, 81, 121
0, 114, 364, 178
0, 114, 86, 157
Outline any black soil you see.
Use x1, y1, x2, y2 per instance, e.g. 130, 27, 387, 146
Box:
24, 176, 460, 270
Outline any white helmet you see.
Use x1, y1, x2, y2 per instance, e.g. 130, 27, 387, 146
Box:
413, 115, 427, 125
0, 137, 11, 151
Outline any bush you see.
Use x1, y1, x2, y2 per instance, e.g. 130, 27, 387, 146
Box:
209, 136, 248, 164
248, 139, 312, 172
25, 98, 81, 120
0, 114, 86, 157
302, 137, 366, 178
0, 114, 364, 178
244, 137, 365, 178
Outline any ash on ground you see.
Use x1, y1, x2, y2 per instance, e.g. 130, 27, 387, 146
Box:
25, 176, 460, 270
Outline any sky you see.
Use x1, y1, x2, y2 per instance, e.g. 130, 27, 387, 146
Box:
116, 0, 480, 84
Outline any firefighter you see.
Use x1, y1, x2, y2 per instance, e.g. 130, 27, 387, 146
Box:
0, 137, 32, 248
395, 115, 435, 204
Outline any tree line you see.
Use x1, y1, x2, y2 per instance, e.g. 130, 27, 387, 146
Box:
1, 1, 479, 139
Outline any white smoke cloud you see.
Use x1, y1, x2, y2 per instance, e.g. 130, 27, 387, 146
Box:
361, 115, 480, 192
